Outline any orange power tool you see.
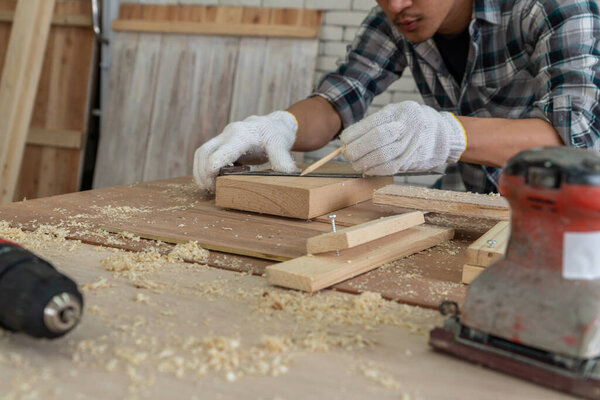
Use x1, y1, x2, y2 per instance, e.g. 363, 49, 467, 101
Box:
430, 147, 600, 399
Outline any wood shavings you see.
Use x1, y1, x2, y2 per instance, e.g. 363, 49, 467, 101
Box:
167, 241, 209, 264
360, 361, 407, 394
81, 277, 111, 291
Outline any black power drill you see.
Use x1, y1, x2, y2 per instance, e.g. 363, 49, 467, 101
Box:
0, 239, 83, 338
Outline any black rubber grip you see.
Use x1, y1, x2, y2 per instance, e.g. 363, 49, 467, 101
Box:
0, 242, 83, 338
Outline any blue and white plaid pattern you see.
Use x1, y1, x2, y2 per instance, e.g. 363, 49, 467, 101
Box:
313, 0, 600, 193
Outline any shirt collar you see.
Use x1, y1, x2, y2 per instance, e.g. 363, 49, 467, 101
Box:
473, 0, 502, 25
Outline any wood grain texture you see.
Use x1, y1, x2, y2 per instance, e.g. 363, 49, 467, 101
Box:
0, 0, 95, 200
373, 185, 510, 220
462, 264, 485, 284
94, 5, 319, 189
306, 211, 425, 254
268, 225, 455, 292
215, 175, 392, 219
113, 4, 322, 38
465, 220, 509, 267
0, 0, 56, 203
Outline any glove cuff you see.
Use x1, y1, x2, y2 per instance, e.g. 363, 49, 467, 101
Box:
268, 110, 299, 143
442, 112, 467, 163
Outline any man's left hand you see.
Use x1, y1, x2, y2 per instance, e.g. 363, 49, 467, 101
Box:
339, 101, 467, 175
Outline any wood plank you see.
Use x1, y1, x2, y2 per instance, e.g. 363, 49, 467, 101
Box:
306, 212, 425, 254
0, 0, 56, 203
111, 20, 321, 38
268, 225, 455, 292
215, 175, 392, 219
462, 264, 485, 284
373, 185, 510, 220
0, 10, 90, 26
26, 128, 82, 149
465, 220, 510, 267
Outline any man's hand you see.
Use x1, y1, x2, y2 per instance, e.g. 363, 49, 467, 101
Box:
193, 111, 298, 191
340, 101, 467, 175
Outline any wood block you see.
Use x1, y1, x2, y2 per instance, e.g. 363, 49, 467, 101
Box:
465, 221, 510, 267
462, 264, 485, 284
306, 211, 424, 254
267, 224, 454, 292
215, 175, 392, 219
373, 185, 510, 220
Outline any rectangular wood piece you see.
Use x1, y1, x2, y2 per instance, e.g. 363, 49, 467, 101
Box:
306, 211, 425, 254
0, 0, 56, 203
215, 175, 392, 219
113, 4, 322, 38
465, 220, 510, 267
373, 184, 510, 220
267, 224, 454, 292
462, 264, 485, 284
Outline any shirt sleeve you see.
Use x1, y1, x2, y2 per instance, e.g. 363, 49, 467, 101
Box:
525, 1, 600, 149
312, 7, 407, 129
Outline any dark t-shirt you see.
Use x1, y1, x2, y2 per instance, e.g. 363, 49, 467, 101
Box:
433, 28, 470, 85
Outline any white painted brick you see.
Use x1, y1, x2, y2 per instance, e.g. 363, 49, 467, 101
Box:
323, 41, 348, 58
371, 91, 392, 106
317, 55, 341, 71
366, 105, 384, 115
387, 76, 418, 92
323, 10, 367, 26
305, 0, 351, 10
392, 91, 424, 103
218, 0, 262, 5
319, 26, 344, 41
263, 0, 304, 7
343, 26, 359, 42
352, 0, 376, 11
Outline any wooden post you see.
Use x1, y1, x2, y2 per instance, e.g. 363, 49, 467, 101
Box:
0, 0, 56, 203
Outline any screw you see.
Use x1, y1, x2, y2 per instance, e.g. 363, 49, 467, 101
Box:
487, 240, 496, 248
328, 214, 340, 256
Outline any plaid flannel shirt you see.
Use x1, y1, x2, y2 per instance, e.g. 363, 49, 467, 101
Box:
313, 0, 600, 193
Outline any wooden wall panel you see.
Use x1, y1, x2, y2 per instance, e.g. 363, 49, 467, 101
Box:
94, 5, 320, 189
0, 0, 95, 201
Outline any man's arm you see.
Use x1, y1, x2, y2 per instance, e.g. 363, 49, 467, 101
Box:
458, 116, 563, 167
287, 97, 342, 152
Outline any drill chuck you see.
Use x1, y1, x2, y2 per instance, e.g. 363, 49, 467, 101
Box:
0, 239, 83, 339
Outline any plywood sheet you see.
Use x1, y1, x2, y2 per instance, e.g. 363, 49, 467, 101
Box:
0, 176, 475, 309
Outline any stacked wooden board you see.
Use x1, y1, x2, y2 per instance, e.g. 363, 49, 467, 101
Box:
93, 4, 322, 189
462, 221, 510, 283
0, 0, 95, 201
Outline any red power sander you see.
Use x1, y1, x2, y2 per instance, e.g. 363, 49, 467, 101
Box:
429, 146, 600, 399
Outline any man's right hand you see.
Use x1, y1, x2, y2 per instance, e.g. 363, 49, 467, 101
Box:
193, 111, 299, 192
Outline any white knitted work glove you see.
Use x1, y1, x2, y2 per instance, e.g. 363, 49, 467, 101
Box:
340, 101, 467, 175
193, 111, 298, 192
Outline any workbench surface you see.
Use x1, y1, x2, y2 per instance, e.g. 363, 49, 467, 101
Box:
0, 178, 572, 399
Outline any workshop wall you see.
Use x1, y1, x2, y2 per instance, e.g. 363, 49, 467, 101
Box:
111, 0, 423, 115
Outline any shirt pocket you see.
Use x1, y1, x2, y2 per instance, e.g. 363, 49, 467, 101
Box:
473, 68, 537, 109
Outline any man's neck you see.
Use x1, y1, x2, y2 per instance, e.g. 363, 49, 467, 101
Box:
437, 0, 473, 38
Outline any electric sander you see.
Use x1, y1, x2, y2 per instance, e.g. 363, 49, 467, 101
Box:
429, 146, 600, 399
0, 239, 83, 339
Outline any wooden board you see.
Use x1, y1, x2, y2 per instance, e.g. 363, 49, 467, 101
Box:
373, 184, 510, 220
215, 175, 392, 219
0, 0, 55, 203
268, 225, 454, 292
306, 212, 424, 254
113, 4, 322, 38
462, 264, 485, 284
94, 5, 319, 189
465, 220, 510, 267
0, 0, 95, 201
0, 175, 472, 309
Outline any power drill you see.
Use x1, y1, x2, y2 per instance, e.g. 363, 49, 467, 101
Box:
0, 239, 83, 338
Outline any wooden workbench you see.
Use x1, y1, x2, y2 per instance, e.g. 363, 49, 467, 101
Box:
0, 177, 572, 399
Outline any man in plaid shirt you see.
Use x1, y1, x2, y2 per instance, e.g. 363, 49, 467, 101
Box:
194, 0, 600, 194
